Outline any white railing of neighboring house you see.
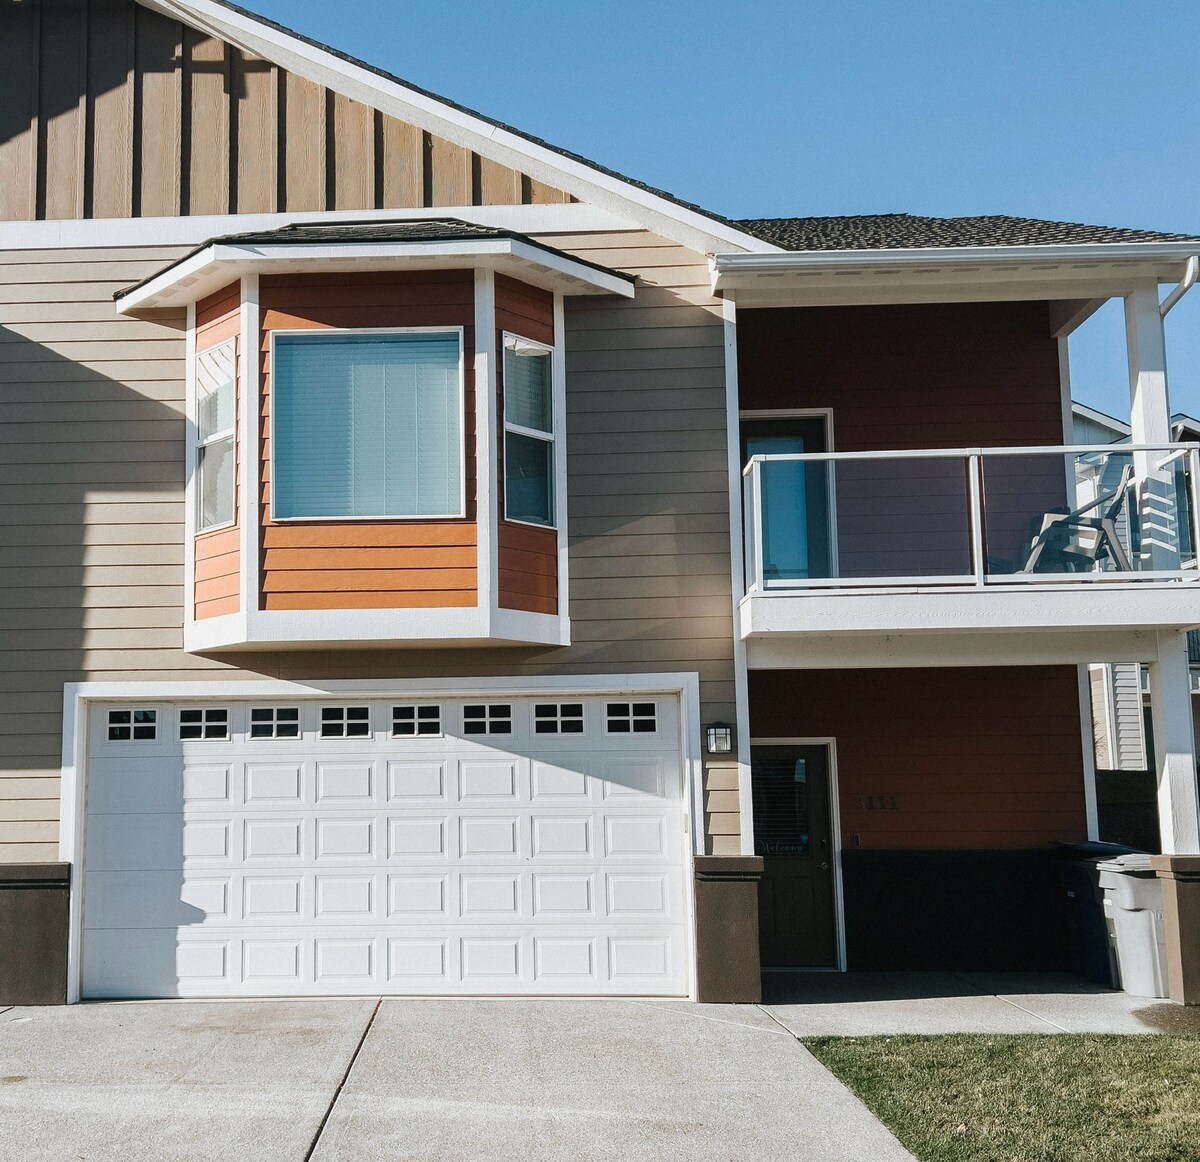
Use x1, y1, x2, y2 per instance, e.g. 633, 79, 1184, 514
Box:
742, 443, 1200, 595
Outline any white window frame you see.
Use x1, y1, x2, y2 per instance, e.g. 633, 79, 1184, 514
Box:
194, 337, 238, 535
501, 332, 557, 530
268, 325, 468, 523
391, 703, 444, 739
248, 706, 301, 740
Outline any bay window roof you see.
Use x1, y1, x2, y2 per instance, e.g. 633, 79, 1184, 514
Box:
114, 218, 634, 313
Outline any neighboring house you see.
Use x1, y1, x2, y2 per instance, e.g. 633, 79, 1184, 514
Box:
1071, 403, 1200, 777
2, 0, 1199, 1006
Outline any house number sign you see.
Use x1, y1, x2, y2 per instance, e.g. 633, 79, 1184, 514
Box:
856, 795, 900, 811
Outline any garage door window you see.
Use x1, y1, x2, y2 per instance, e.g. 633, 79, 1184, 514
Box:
392, 705, 442, 737
250, 708, 300, 739
534, 703, 584, 734
179, 708, 228, 740
321, 706, 371, 738
606, 702, 657, 734
107, 709, 157, 742
462, 704, 512, 735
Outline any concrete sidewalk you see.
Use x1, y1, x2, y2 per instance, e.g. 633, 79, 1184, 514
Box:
0, 997, 913, 1162
761, 971, 1200, 1036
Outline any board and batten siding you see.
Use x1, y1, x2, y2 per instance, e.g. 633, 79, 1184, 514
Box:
0, 0, 572, 223
0, 229, 739, 863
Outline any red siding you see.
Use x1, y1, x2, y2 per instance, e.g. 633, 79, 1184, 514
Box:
749, 667, 1089, 850
739, 302, 1069, 577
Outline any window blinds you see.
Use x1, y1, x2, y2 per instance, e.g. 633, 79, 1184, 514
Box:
272, 331, 462, 519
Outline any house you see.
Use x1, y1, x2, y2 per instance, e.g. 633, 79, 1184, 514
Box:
2, 0, 1199, 1007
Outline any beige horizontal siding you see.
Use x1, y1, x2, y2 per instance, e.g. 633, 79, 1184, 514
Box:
0, 229, 739, 862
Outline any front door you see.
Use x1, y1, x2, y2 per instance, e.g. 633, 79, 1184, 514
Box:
752, 744, 837, 968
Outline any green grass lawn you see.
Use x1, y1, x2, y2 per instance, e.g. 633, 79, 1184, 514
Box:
804, 1034, 1200, 1162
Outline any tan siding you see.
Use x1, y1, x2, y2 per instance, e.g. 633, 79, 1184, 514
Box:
330, 92, 374, 211
134, 6, 182, 217
184, 31, 230, 217
0, 0, 571, 221
0, 230, 737, 864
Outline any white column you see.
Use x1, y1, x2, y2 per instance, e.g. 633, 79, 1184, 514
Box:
1148, 631, 1200, 854
1124, 285, 1180, 569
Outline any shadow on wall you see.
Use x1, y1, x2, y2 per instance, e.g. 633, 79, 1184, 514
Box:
0, 322, 214, 824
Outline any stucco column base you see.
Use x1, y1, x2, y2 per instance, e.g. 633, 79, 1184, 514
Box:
693, 856, 763, 1004
1151, 855, 1200, 1006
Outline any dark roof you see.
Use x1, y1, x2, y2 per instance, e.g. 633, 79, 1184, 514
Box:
735, 214, 1200, 252
115, 218, 632, 300
196, 0, 742, 237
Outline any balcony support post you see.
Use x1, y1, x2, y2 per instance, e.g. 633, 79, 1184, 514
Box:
1148, 630, 1200, 856
1125, 285, 1180, 569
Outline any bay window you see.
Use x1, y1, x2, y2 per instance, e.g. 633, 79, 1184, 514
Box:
271, 329, 464, 520
195, 340, 236, 531
503, 336, 555, 527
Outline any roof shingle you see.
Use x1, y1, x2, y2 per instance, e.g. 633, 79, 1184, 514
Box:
735, 214, 1200, 252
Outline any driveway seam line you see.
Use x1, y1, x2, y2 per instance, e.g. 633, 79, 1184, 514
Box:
755, 1004, 802, 1039
621, 998, 793, 1036
994, 995, 1070, 1033
303, 997, 382, 1162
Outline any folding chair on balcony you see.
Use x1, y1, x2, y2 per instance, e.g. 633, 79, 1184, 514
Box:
1020, 462, 1135, 574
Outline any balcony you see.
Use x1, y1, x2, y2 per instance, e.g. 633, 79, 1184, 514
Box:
740, 443, 1200, 658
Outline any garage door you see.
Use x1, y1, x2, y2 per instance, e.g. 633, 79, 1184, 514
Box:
80, 694, 689, 998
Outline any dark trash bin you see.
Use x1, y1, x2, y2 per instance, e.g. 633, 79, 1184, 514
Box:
1055, 840, 1144, 988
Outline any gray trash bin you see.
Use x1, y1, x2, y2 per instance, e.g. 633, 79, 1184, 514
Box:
1097, 854, 1168, 998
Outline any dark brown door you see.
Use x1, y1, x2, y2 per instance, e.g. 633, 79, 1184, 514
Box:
752, 744, 837, 968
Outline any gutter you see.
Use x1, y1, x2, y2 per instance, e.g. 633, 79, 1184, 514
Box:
1160, 255, 1200, 317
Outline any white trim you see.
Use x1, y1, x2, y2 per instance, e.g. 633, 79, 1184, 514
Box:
723, 298, 754, 856
117, 238, 636, 313
60, 670, 704, 1003
1070, 401, 1132, 438
713, 241, 1200, 277
266, 326, 468, 523
183, 301, 198, 628
0, 204, 636, 251
193, 337, 238, 534
1077, 664, 1100, 841
749, 736, 847, 972
474, 270, 497, 617
552, 293, 571, 645
136, 0, 775, 257
238, 274, 259, 623
500, 331, 557, 531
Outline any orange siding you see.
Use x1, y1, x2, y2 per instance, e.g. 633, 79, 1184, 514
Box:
495, 276, 558, 614
258, 272, 478, 611
749, 667, 1089, 851
194, 283, 241, 619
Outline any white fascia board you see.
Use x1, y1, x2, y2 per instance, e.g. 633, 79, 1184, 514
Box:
1071, 400, 1132, 437
746, 629, 1166, 669
712, 241, 1200, 283
138, 0, 775, 257
741, 584, 1200, 638
0, 203, 634, 251
116, 238, 634, 313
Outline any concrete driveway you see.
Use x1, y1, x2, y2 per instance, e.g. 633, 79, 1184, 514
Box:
0, 998, 912, 1162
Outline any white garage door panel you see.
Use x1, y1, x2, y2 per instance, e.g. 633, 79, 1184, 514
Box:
81, 696, 690, 998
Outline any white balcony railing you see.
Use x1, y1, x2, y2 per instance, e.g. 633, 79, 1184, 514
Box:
742, 443, 1200, 595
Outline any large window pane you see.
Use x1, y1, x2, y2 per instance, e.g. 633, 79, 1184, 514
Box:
272, 331, 462, 519
504, 346, 551, 432
505, 430, 553, 526
197, 343, 236, 440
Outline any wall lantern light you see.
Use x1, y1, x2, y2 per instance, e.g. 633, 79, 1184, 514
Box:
704, 722, 735, 755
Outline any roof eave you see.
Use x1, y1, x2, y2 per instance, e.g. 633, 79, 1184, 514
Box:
137, 0, 779, 257
116, 237, 635, 312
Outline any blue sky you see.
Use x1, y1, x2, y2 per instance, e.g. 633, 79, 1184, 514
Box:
250, 0, 1200, 422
